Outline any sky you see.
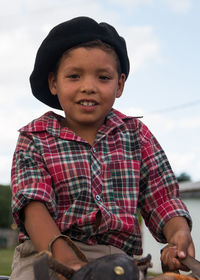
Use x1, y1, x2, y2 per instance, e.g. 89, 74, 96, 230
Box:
0, 0, 200, 185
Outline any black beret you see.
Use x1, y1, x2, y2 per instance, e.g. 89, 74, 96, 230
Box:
30, 16, 130, 110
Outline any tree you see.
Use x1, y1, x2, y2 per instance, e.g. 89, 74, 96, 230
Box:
176, 172, 191, 183
0, 185, 13, 228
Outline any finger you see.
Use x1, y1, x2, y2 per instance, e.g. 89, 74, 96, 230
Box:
176, 233, 195, 259
177, 241, 195, 261
176, 238, 189, 259
163, 247, 177, 264
177, 243, 187, 259
162, 247, 179, 271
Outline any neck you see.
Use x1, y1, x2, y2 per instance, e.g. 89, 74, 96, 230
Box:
77, 129, 97, 146
61, 119, 99, 146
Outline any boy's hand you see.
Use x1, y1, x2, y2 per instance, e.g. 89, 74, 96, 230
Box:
63, 258, 87, 271
57, 259, 87, 280
162, 217, 195, 272
161, 243, 193, 272
24, 202, 87, 279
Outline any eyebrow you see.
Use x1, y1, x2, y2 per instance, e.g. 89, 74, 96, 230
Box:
63, 66, 115, 73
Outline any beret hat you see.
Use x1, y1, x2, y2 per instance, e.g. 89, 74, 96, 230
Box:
30, 16, 130, 110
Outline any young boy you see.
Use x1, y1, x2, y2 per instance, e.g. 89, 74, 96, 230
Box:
10, 16, 194, 279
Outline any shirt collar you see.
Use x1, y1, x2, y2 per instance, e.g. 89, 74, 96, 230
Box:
19, 109, 134, 141
97, 108, 131, 134
19, 111, 63, 136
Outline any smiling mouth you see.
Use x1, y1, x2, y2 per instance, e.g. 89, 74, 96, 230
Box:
78, 100, 98, 106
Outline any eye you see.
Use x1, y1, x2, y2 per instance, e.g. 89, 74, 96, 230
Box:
99, 75, 111, 80
67, 74, 80, 79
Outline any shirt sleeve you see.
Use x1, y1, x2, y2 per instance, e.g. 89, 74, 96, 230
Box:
137, 121, 192, 243
11, 132, 57, 234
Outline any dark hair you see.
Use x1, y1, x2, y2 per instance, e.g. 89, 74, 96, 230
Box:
53, 40, 122, 78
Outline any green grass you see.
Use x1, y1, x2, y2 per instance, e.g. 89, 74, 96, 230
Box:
0, 248, 14, 276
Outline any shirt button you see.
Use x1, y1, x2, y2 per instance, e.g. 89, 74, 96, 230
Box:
93, 148, 96, 153
96, 195, 101, 201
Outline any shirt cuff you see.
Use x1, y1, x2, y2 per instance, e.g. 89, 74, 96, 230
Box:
147, 198, 192, 243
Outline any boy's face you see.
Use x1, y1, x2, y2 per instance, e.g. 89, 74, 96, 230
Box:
48, 47, 125, 132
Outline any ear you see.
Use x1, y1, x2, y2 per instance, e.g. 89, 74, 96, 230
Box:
116, 73, 126, 98
48, 72, 57, 95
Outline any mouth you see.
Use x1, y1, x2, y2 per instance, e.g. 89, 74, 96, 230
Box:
78, 100, 98, 107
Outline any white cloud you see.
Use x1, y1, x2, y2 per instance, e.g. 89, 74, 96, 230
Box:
108, 0, 153, 9
167, 151, 200, 181
0, 155, 12, 185
120, 107, 200, 137
0, 0, 22, 17
0, 27, 35, 87
162, 0, 191, 13
104, 0, 191, 14
168, 152, 195, 172
118, 25, 161, 72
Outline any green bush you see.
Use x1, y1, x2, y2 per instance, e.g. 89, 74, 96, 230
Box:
0, 247, 14, 275
0, 185, 13, 228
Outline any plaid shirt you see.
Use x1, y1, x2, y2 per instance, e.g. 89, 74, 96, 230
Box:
11, 109, 191, 256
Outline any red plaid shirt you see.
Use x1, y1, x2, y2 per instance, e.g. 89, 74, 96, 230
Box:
11, 109, 191, 255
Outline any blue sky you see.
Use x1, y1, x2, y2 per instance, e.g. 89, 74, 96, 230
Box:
0, 0, 200, 184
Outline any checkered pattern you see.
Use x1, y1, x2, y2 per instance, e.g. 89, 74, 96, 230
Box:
11, 109, 191, 256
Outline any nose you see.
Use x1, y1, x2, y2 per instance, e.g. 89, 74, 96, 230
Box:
80, 76, 97, 94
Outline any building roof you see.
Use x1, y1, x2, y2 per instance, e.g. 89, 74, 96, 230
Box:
179, 181, 200, 198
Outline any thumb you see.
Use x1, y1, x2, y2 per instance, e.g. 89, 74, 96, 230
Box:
178, 249, 186, 259
177, 240, 187, 259
177, 236, 195, 259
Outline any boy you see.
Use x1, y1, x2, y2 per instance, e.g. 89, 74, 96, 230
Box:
10, 17, 194, 280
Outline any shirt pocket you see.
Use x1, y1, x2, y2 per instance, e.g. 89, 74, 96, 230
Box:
102, 160, 141, 213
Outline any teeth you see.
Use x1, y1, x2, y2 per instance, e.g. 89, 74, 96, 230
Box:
80, 101, 96, 106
